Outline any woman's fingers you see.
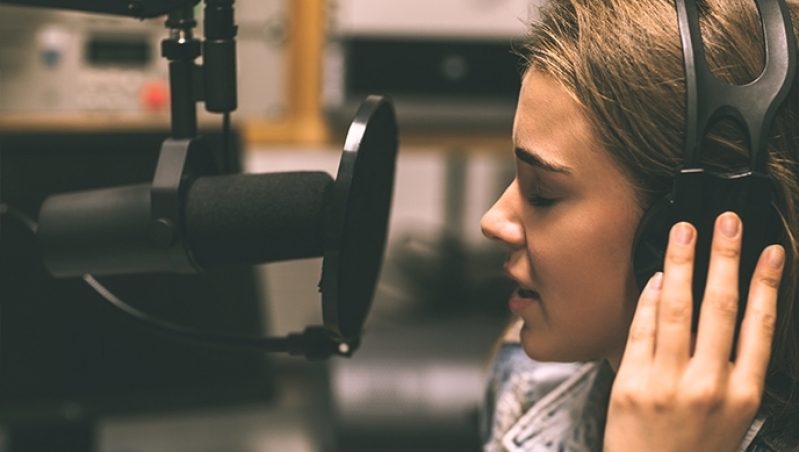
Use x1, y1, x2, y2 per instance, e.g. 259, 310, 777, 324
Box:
608, 214, 782, 452
693, 212, 742, 365
621, 272, 663, 366
733, 244, 783, 388
654, 222, 696, 371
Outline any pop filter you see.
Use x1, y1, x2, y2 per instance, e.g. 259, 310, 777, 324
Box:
321, 95, 398, 344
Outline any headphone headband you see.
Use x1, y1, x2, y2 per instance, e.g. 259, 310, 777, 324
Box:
677, 0, 796, 172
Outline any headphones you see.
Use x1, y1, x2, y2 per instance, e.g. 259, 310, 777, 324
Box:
632, 0, 795, 329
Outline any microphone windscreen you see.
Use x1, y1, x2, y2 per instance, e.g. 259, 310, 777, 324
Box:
185, 171, 334, 268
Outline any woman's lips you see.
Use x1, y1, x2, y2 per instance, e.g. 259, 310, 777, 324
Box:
509, 286, 540, 314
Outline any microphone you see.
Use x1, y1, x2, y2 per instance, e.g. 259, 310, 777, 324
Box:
185, 171, 332, 268
38, 171, 335, 276
36, 95, 398, 348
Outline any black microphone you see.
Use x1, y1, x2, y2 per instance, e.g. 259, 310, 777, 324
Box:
185, 171, 333, 268
38, 171, 334, 277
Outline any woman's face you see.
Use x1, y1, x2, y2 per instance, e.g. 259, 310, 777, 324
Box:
481, 71, 643, 367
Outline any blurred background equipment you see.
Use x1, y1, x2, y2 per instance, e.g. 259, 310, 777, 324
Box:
325, 0, 533, 130
0, 5, 174, 114
0, 0, 286, 117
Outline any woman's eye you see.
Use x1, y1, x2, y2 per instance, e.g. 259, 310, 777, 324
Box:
527, 194, 557, 208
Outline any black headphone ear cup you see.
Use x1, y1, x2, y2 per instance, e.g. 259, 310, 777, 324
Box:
632, 194, 673, 291
633, 175, 784, 292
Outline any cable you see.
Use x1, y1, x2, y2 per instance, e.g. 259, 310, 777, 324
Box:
0, 203, 344, 359
85, 274, 341, 357
83, 274, 290, 352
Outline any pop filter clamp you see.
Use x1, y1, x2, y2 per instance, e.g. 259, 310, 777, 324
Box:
16, 0, 400, 359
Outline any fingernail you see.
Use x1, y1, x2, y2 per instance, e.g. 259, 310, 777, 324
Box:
767, 246, 785, 269
673, 222, 693, 245
719, 212, 740, 238
648, 272, 663, 291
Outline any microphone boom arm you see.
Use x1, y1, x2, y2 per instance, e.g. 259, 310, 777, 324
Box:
0, 0, 200, 18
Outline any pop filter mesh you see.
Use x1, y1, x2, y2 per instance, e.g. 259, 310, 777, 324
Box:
323, 97, 398, 342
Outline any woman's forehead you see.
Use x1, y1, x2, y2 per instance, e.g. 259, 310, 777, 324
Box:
513, 71, 604, 175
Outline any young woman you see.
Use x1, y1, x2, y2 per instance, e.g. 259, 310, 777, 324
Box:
479, 0, 799, 450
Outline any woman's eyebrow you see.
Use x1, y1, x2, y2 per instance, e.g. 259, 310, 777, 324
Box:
514, 147, 571, 174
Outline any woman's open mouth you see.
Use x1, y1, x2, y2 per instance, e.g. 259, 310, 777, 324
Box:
509, 286, 540, 314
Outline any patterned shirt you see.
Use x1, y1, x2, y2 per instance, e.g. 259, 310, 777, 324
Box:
480, 342, 775, 452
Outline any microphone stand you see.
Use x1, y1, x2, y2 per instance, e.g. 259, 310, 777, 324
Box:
149, 5, 212, 274
135, 1, 348, 359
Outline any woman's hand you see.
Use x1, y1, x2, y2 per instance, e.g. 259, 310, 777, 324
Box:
604, 212, 785, 452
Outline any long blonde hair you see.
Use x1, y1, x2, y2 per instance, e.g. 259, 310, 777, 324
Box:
521, 0, 799, 424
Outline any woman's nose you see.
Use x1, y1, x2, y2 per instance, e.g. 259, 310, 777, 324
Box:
481, 182, 525, 249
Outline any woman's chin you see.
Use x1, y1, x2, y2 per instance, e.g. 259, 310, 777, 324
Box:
519, 327, 595, 363
518, 327, 558, 362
